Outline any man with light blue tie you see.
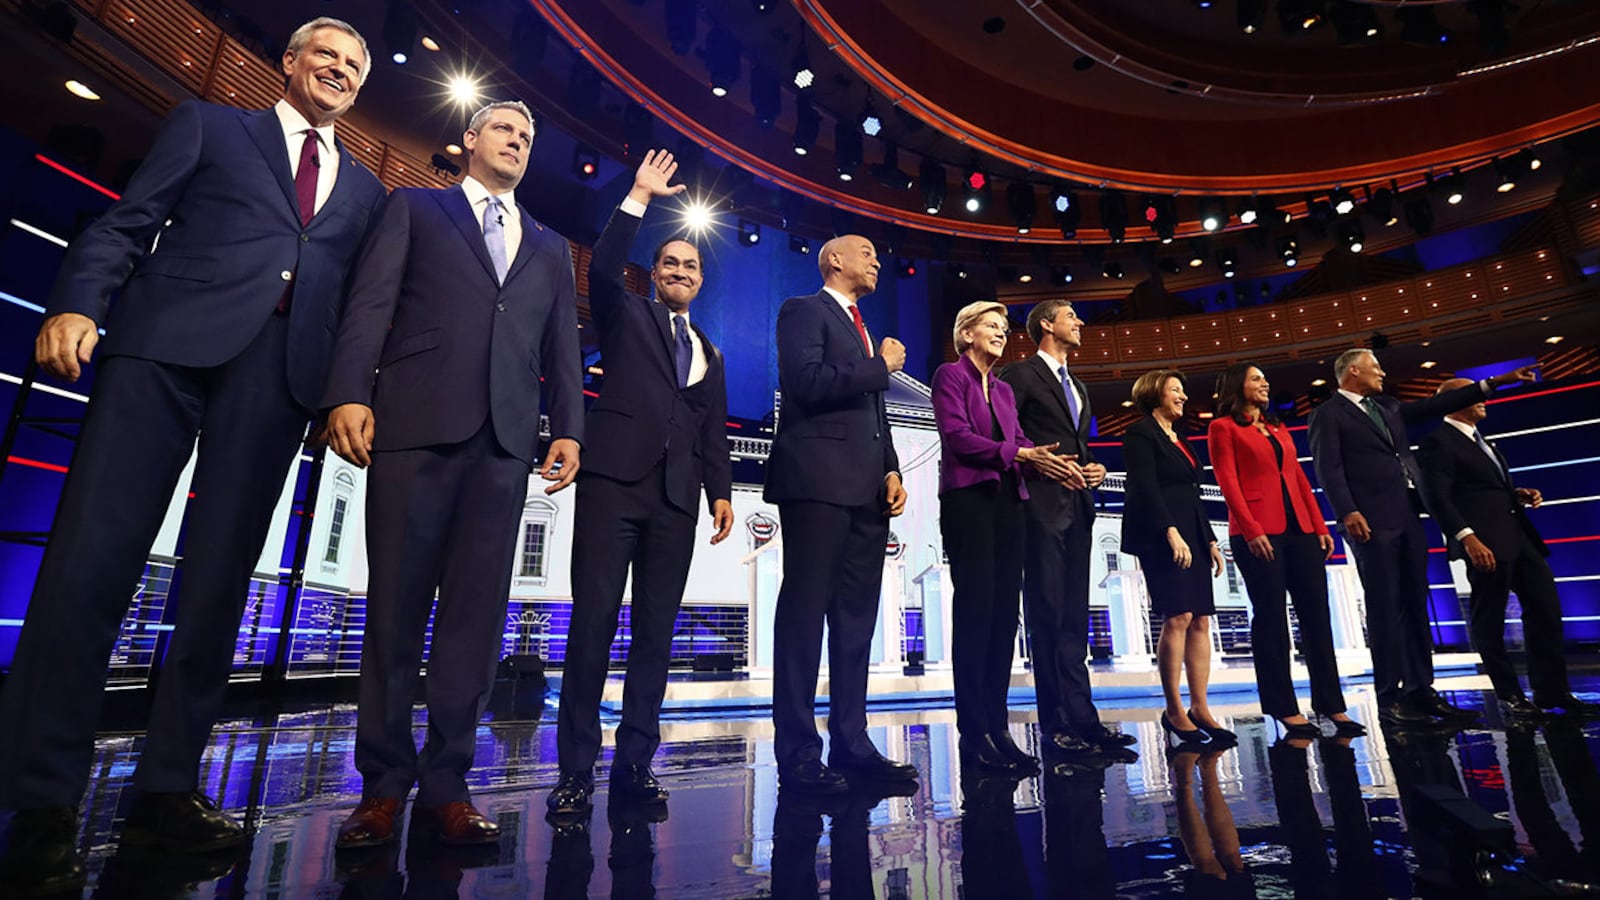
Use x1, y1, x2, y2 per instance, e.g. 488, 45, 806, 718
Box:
321, 100, 584, 849
999, 299, 1135, 762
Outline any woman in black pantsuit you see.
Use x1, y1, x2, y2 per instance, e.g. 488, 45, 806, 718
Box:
1121, 370, 1226, 747
1207, 363, 1364, 739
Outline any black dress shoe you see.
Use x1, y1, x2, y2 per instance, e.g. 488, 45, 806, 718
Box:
778, 760, 849, 795
1499, 694, 1546, 719
1534, 693, 1600, 717
1417, 690, 1477, 720
829, 750, 918, 782
609, 764, 669, 805
122, 791, 245, 852
990, 732, 1041, 773
1329, 717, 1368, 738
0, 807, 86, 897
959, 734, 1023, 774
546, 770, 595, 818
1042, 732, 1102, 757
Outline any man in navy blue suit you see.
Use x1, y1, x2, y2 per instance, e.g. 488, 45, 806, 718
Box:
547, 151, 734, 819
0, 18, 383, 893
1309, 348, 1532, 727
321, 99, 583, 849
763, 235, 916, 795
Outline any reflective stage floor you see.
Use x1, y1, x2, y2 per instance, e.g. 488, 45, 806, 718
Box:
16, 672, 1600, 898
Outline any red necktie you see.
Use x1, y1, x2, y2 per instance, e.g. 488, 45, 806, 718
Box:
295, 130, 320, 226
848, 304, 873, 356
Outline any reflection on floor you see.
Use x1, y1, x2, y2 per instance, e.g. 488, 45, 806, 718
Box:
33, 674, 1600, 897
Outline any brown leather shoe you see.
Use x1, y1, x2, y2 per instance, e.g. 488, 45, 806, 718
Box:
336, 797, 403, 849
412, 801, 500, 846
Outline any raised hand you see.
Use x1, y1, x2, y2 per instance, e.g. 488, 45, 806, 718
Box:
629, 149, 688, 203
879, 336, 906, 373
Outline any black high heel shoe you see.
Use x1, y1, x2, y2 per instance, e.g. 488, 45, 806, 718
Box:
1327, 716, 1367, 737
1275, 718, 1323, 739
960, 734, 1024, 774
1188, 708, 1236, 743
1160, 711, 1212, 748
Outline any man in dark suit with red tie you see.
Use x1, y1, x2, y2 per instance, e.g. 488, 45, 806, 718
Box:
1416, 378, 1599, 720
763, 235, 916, 794
0, 18, 384, 893
1309, 348, 1533, 727
321, 100, 583, 848
547, 151, 734, 818
999, 300, 1134, 761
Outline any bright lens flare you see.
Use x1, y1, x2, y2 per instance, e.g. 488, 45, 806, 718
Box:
448, 75, 480, 106
681, 200, 715, 234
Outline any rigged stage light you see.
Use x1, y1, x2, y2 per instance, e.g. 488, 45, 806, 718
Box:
870, 144, 913, 191
1237, 196, 1259, 225
1007, 182, 1037, 234
751, 66, 780, 129
834, 119, 862, 182
738, 219, 761, 247
705, 27, 739, 97
1367, 183, 1398, 226
1198, 196, 1226, 232
920, 158, 947, 214
1100, 190, 1128, 243
572, 145, 599, 181
963, 167, 990, 214
1337, 219, 1365, 253
793, 99, 819, 156
1330, 186, 1356, 216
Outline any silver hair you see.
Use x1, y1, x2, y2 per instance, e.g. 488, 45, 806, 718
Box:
468, 100, 536, 136
286, 17, 371, 85
952, 301, 1008, 354
1333, 347, 1374, 382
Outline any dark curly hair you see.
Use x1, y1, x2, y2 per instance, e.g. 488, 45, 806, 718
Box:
1214, 361, 1280, 427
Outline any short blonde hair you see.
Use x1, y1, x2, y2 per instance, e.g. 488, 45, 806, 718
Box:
952, 301, 1009, 354
1131, 369, 1186, 414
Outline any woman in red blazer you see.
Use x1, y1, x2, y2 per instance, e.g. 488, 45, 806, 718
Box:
1207, 363, 1363, 739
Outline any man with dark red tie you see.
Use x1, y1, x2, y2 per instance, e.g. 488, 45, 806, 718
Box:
0, 18, 385, 895
763, 235, 916, 795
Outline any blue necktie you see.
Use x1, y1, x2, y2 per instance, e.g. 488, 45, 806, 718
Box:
673, 313, 692, 389
482, 197, 509, 284
1473, 430, 1505, 480
1058, 364, 1081, 424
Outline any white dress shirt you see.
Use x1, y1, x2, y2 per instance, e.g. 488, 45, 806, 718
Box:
1442, 416, 1501, 541
460, 175, 522, 265
272, 99, 337, 215
1035, 348, 1083, 419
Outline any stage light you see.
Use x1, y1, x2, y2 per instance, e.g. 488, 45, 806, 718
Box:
1144, 195, 1177, 243
789, 234, 810, 254
1440, 169, 1465, 205
835, 119, 862, 182
572, 145, 599, 180
963, 167, 990, 214
421, 36, 440, 52
1367, 183, 1398, 226
1052, 266, 1073, 285
751, 66, 780, 129
1546, 335, 1564, 344
1521, 148, 1542, 171
1331, 1, 1382, 45
1278, 0, 1324, 31
895, 258, 917, 278
1217, 249, 1238, 277
1198, 196, 1226, 232
1492, 156, 1518, 193
429, 153, 460, 177
681, 200, 714, 233
920, 159, 947, 214
1330, 186, 1356, 216
1238, 0, 1266, 33
444, 143, 462, 156
1278, 234, 1299, 263
1420, 360, 1437, 369
1191, 0, 1214, 8
1237, 196, 1259, 225
383, 0, 417, 67
706, 27, 739, 97
1398, 7, 1449, 45
791, 50, 814, 90
732, 219, 758, 247
64, 80, 99, 100
1338, 220, 1365, 253
1103, 261, 1124, 279
1019, 271, 1034, 283
1050, 186, 1073, 214
953, 264, 969, 279
869, 144, 913, 191
1007, 182, 1037, 234
793, 99, 819, 155
392, 52, 408, 64
1100, 190, 1128, 243
860, 101, 882, 137
1188, 237, 1208, 267
752, 0, 778, 12
448, 75, 480, 105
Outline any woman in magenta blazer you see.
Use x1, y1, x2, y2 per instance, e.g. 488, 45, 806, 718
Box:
1207, 362, 1364, 739
932, 301, 1069, 775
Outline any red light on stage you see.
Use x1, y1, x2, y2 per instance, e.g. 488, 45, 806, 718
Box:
966, 171, 986, 190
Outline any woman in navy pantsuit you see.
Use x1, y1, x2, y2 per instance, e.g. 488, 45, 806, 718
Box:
932, 301, 1072, 774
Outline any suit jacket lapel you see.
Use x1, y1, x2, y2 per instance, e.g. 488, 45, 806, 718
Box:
1344, 394, 1392, 445
653, 301, 678, 378
819, 292, 868, 359
1030, 355, 1077, 433
440, 186, 501, 284
306, 140, 359, 229
502, 207, 541, 284
242, 109, 299, 226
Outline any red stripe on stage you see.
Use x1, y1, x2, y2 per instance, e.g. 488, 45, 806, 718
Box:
5, 455, 68, 473
1487, 380, 1600, 405
35, 154, 121, 201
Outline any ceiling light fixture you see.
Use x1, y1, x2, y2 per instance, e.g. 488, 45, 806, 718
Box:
64, 79, 99, 100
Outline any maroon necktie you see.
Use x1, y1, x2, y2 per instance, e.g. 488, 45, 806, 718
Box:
295, 130, 320, 226
848, 304, 873, 356
277, 131, 320, 314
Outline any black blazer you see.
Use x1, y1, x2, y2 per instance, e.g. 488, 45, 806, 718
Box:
1307, 382, 1485, 531
1119, 416, 1213, 559
763, 290, 898, 507
583, 206, 731, 514
1416, 424, 1546, 561
48, 101, 385, 411
998, 354, 1097, 530
321, 185, 584, 466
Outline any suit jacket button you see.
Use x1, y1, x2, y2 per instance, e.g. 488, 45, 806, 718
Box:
301, 233, 309, 243
280, 270, 292, 281
497, 302, 507, 312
